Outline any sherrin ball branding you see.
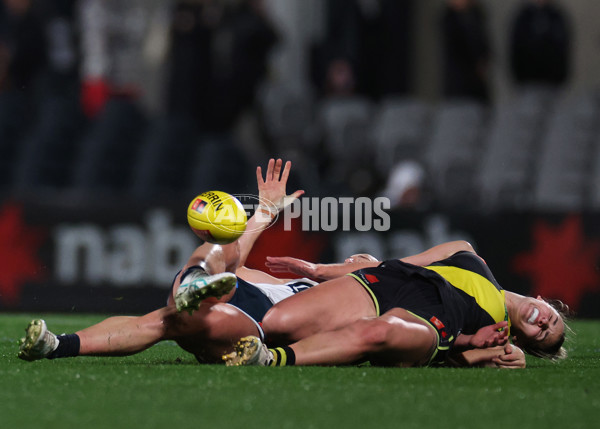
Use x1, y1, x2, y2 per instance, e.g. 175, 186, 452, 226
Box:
187, 191, 247, 244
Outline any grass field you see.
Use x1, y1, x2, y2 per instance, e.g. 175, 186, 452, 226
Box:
1, 314, 599, 429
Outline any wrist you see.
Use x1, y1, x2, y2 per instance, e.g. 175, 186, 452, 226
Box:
312, 264, 325, 279
256, 204, 277, 221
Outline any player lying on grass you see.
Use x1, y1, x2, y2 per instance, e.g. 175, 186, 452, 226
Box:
223, 241, 570, 367
18, 158, 306, 363
18, 159, 523, 368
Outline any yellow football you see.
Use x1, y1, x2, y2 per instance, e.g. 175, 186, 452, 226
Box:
187, 191, 247, 244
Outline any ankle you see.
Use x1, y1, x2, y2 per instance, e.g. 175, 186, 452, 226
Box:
48, 334, 81, 359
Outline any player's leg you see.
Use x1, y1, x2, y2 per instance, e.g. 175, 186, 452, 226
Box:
261, 276, 377, 345
172, 242, 240, 312
20, 301, 262, 362
77, 302, 262, 362
19, 232, 244, 361
19, 244, 242, 362
172, 303, 262, 362
75, 307, 177, 356
226, 308, 437, 367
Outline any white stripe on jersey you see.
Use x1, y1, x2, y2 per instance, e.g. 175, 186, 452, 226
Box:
250, 278, 318, 304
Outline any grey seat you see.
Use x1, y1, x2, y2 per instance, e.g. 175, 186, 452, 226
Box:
424, 99, 487, 207
477, 87, 559, 210
371, 97, 431, 175
533, 92, 597, 211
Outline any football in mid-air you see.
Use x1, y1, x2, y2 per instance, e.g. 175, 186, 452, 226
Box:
187, 191, 247, 244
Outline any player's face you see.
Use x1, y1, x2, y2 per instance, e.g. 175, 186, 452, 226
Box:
344, 254, 379, 264
513, 296, 564, 350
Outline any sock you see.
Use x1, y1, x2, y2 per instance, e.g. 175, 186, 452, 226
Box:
268, 346, 296, 366
180, 265, 207, 283
48, 334, 81, 359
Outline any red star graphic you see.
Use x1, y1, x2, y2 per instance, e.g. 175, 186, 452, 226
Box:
244, 219, 328, 276
0, 202, 46, 305
512, 215, 600, 311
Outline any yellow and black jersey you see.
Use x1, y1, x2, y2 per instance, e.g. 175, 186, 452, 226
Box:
349, 251, 509, 364
425, 251, 509, 334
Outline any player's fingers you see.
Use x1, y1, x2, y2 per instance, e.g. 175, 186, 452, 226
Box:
266, 257, 298, 269
256, 166, 265, 185
280, 160, 292, 183
273, 158, 283, 180
496, 354, 513, 363
495, 363, 520, 369
266, 266, 287, 273
265, 263, 295, 273
493, 358, 522, 369
492, 321, 508, 330
266, 158, 275, 180
264, 260, 284, 267
290, 190, 305, 199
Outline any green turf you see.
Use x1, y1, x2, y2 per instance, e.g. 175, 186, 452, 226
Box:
1, 314, 599, 429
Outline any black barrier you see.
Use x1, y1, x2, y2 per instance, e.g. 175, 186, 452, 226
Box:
1, 199, 599, 317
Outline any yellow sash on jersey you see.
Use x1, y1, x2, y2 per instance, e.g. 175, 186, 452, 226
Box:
424, 265, 508, 327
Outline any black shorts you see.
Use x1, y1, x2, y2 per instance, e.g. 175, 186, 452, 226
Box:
349, 260, 461, 364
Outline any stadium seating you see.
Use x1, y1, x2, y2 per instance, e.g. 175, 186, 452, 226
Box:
257, 81, 316, 152
371, 97, 431, 175
11, 95, 83, 192
477, 87, 555, 211
3, 79, 600, 213
424, 99, 487, 208
71, 99, 146, 193
316, 96, 374, 194
590, 137, 600, 209
129, 116, 199, 199
533, 92, 598, 211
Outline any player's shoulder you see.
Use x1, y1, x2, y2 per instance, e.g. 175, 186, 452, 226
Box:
433, 250, 488, 272
435, 251, 502, 288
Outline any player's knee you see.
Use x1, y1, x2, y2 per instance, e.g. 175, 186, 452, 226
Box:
353, 318, 396, 352
261, 307, 288, 338
262, 307, 302, 343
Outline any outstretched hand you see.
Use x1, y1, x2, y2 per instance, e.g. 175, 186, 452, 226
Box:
256, 158, 304, 217
265, 256, 318, 278
469, 321, 509, 348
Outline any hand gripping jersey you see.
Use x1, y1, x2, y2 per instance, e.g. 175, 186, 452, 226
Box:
349, 251, 510, 364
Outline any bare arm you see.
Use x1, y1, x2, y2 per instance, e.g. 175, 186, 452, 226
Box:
184, 159, 302, 275
447, 344, 526, 369
237, 158, 304, 267
265, 257, 380, 280
399, 240, 476, 267
266, 241, 476, 280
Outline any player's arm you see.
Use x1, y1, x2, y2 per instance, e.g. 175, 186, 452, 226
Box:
237, 158, 304, 267
452, 321, 508, 350
447, 344, 526, 369
186, 159, 301, 275
399, 240, 476, 267
265, 241, 476, 280
266, 256, 380, 280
